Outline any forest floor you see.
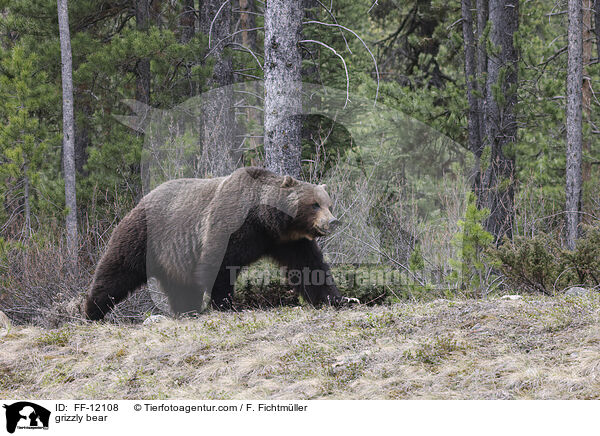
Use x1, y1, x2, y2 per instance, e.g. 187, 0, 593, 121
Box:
1, 295, 600, 400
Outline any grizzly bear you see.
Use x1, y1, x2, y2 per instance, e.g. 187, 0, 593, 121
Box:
84, 167, 357, 320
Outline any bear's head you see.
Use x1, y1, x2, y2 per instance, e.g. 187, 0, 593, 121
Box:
238, 167, 339, 241
280, 175, 339, 241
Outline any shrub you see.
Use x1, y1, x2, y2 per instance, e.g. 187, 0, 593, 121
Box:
232, 261, 443, 308
0, 238, 161, 327
0, 241, 87, 326
490, 225, 600, 294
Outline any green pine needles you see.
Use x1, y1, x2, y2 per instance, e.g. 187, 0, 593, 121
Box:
449, 192, 494, 296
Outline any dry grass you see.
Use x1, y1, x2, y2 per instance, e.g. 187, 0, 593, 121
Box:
1, 295, 600, 399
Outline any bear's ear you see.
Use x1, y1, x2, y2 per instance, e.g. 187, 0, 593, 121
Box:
320, 183, 327, 190
281, 175, 297, 188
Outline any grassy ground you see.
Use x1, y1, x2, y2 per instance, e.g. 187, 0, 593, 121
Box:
1, 295, 600, 399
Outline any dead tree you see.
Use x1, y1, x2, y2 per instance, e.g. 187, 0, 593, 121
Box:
57, 0, 78, 270
566, 0, 583, 249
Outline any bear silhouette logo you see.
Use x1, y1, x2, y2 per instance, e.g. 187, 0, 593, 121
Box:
3, 402, 50, 433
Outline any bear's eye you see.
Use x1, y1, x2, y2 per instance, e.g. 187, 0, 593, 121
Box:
312, 202, 320, 210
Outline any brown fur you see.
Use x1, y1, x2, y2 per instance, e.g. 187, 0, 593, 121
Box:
84, 167, 350, 320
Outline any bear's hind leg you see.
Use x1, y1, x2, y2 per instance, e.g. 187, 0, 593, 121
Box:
85, 204, 148, 320
84, 258, 147, 320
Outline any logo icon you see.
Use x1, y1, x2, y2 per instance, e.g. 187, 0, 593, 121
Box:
3, 402, 50, 434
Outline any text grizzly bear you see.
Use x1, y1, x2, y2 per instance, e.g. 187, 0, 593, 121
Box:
84, 167, 355, 320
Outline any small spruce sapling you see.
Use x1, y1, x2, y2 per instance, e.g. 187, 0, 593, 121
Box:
449, 192, 494, 296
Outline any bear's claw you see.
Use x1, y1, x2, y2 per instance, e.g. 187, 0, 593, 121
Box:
328, 296, 360, 307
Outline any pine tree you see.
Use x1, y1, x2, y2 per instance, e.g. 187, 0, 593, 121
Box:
264, 0, 303, 177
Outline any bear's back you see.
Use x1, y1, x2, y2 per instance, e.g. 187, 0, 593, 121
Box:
143, 177, 226, 216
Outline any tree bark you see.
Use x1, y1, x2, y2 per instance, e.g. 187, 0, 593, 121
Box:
23, 161, 31, 240
264, 0, 303, 177
481, 0, 518, 243
566, 0, 583, 250
476, 0, 488, 154
239, 0, 257, 50
200, 0, 237, 176
595, 0, 600, 61
74, 96, 91, 175
135, 0, 151, 107
582, 0, 592, 187
462, 0, 483, 190
57, 0, 78, 270
180, 0, 196, 44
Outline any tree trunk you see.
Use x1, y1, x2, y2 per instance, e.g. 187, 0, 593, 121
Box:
74, 95, 91, 175
200, 0, 236, 176
264, 0, 303, 177
566, 0, 583, 250
180, 0, 196, 44
595, 0, 600, 60
23, 161, 31, 240
476, 0, 488, 154
57, 0, 78, 270
582, 0, 592, 188
481, 0, 518, 243
239, 0, 257, 50
461, 0, 483, 190
135, 0, 151, 107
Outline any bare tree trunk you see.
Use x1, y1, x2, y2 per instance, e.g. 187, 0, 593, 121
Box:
23, 161, 31, 240
462, 0, 483, 190
264, 0, 303, 177
239, 0, 257, 50
595, 0, 600, 60
200, 0, 237, 176
180, 0, 196, 44
135, 0, 151, 107
476, 0, 488, 155
566, 0, 583, 250
582, 0, 592, 187
57, 0, 78, 270
481, 0, 518, 243
74, 96, 91, 175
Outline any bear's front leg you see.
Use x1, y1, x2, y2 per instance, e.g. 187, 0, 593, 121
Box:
210, 265, 237, 310
269, 239, 358, 307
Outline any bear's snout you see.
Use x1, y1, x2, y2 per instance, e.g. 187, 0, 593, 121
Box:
314, 211, 339, 236
328, 216, 340, 228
